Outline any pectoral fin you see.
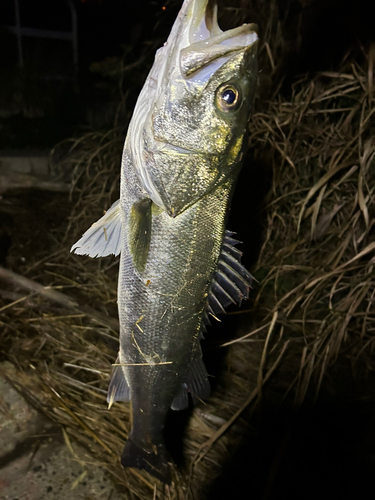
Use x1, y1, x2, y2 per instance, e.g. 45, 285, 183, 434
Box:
71, 200, 122, 257
129, 199, 152, 273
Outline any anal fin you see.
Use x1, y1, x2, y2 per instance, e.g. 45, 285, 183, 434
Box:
107, 357, 131, 408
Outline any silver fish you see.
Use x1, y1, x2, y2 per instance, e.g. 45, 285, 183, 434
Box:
72, 0, 258, 483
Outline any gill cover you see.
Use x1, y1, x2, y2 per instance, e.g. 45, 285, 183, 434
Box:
129, 0, 258, 217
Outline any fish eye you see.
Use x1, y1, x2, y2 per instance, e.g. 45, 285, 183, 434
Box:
215, 84, 242, 113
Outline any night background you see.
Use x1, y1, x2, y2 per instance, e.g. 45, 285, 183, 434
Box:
1, 0, 375, 148
0, 0, 176, 147
0, 0, 374, 498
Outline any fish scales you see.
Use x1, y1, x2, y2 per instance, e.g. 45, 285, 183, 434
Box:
119, 159, 233, 451
71, 0, 258, 483
116, 158, 234, 481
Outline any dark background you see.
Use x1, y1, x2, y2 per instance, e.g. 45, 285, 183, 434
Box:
1, 0, 375, 148
0, 0, 179, 147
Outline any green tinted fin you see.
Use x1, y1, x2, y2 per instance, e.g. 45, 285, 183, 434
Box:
107, 358, 130, 409
171, 349, 210, 410
71, 200, 122, 258
129, 199, 152, 273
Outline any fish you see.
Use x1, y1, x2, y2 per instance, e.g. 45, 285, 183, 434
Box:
71, 0, 258, 483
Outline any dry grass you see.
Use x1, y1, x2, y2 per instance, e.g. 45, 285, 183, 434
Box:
249, 54, 375, 404
1, 1, 374, 498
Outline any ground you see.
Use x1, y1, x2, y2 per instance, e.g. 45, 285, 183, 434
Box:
0, 362, 123, 500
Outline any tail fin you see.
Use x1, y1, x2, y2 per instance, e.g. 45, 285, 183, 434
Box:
121, 436, 171, 483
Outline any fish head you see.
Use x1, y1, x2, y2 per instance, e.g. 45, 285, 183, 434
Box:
130, 0, 258, 217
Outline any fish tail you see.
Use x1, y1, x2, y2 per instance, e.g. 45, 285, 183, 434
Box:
121, 435, 171, 483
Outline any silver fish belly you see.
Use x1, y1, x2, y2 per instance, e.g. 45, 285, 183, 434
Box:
71, 0, 258, 483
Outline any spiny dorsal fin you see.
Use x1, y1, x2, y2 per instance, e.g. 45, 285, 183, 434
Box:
207, 230, 253, 317
107, 357, 131, 409
129, 199, 152, 273
71, 200, 122, 258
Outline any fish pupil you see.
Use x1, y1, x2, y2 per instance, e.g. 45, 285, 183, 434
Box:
222, 89, 236, 104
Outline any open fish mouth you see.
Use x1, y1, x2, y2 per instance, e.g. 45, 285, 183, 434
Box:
150, 0, 259, 159
133, 0, 259, 212
180, 0, 258, 78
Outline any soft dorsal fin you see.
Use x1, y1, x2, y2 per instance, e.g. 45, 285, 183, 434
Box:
207, 230, 253, 317
71, 200, 122, 258
170, 383, 189, 411
107, 357, 131, 409
129, 199, 152, 273
171, 349, 210, 410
